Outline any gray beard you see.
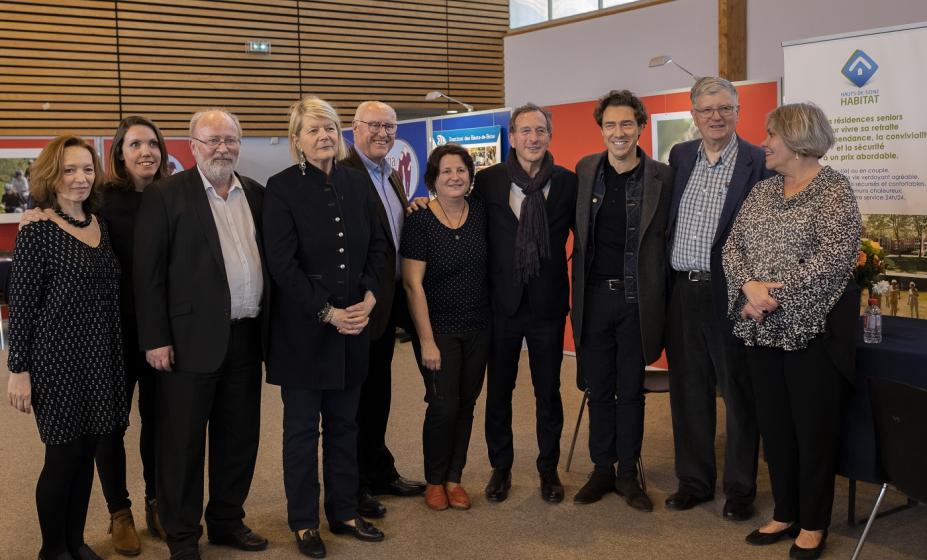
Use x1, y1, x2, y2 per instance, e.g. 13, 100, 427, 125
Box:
200, 158, 236, 186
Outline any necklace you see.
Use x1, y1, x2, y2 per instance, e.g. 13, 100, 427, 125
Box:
434, 197, 466, 240
55, 208, 92, 228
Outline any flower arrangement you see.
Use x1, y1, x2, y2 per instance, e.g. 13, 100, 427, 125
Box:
855, 239, 886, 290
870, 280, 891, 296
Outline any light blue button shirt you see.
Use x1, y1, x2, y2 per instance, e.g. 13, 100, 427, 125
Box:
358, 150, 403, 276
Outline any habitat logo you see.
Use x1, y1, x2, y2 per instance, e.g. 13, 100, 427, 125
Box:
841, 49, 879, 88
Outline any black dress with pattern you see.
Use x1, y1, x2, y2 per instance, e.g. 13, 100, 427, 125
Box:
7, 219, 127, 445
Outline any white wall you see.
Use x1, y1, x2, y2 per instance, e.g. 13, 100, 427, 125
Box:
238, 136, 292, 186
505, 0, 716, 106
505, 0, 927, 106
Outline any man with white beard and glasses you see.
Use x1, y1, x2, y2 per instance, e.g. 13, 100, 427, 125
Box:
134, 109, 270, 560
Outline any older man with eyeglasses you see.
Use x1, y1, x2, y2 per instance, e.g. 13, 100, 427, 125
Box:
664, 77, 774, 521
340, 101, 426, 520
135, 108, 270, 559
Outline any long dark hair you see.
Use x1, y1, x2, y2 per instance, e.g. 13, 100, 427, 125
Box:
106, 115, 170, 190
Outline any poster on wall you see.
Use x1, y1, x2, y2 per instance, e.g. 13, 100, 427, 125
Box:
0, 139, 54, 222
651, 111, 699, 163
785, 22, 927, 319
431, 126, 502, 173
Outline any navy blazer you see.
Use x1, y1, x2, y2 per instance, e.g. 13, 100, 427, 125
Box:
262, 162, 388, 390
667, 136, 773, 321
471, 162, 577, 320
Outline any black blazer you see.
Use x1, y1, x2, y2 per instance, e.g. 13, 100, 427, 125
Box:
262, 162, 388, 390
572, 150, 673, 364
471, 162, 577, 320
340, 146, 410, 337
133, 167, 270, 373
667, 137, 773, 321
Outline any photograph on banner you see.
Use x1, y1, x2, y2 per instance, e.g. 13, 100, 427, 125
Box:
432, 126, 503, 173
784, 23, 927, 318
0, 148, 43, 214
651, 111, 699, 163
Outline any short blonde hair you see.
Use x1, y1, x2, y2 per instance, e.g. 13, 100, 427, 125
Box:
766, 103, 834, 158
29, 135, 102, 211
288, 96, 347, 163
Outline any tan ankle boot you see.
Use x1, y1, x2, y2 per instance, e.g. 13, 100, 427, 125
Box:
109, 508, 141, 556
145, 497, 167, 540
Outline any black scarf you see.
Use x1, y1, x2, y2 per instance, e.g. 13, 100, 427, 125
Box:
506, 148, 555, 284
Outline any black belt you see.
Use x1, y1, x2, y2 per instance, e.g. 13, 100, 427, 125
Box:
678, 270, 711, 282
590, 277, 625, 291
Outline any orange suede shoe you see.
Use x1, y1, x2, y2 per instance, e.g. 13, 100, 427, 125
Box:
446, 484, 471, 510
425, 484, 449, 510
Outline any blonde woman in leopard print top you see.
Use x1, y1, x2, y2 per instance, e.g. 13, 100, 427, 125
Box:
722, 103, 861, 559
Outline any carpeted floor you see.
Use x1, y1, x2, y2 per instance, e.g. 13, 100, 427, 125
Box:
1, 341, 924, 560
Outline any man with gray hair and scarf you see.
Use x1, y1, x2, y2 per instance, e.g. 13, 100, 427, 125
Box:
475, 103, 577, 504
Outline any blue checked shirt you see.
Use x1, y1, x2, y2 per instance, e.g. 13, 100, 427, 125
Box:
671, 134, 739, 272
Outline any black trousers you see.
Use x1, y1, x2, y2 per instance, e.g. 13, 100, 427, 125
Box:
281, 384, 362, 531
485, 296, 565, 473
746, 336, 847, 531
412, 329, 490, 484
357, 284, 403, 490
36, 435, 100, 558
577, 285, 645, 479
95, 344, 158, 512
155, 319, 263, 555
665, 275, 759, 503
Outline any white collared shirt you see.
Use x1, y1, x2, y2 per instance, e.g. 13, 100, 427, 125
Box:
198, 167, 263, 319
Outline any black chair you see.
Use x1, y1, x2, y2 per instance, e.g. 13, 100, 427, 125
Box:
564, 366, 669, 492
850, 377, 927, 560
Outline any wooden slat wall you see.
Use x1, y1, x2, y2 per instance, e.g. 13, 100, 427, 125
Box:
0, 0, 508, 137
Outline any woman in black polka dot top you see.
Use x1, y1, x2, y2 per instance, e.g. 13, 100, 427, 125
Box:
401, 143, 491, 511
6, 136, 127, 560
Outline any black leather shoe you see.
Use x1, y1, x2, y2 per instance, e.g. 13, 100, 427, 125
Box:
539, 470, 564, 503
615, 477, 653, 512
358, 492, 387, 518
665, 492, 714, 510
369, 476, 426, 497
75, 545, 103, 560
208, 526, 269, 551
295, 529, 326, 558
329, 517, 385, 542
723, 500, 756, 521
573, 470, 616, 504
485, 468, 512, 502
789, 530, 827, 559
745, 523, 800, 546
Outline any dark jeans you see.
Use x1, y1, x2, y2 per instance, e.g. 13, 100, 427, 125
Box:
746, 336, 847, 530
577, 284, 645, 479
357, 285, 402, 490
282, 384, 362, 531
37, 435, 100, 558
156, 319, 263, 556
665, 274, 759, 503
96, 346, 158, 512
485, 297, 565, 473
412, 329, 490, 484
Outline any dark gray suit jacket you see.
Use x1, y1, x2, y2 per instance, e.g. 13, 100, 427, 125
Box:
571, 150, 673, 365
341, 146, 410, 338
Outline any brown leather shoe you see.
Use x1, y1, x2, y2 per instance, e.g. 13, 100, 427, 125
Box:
425, 484, 448, 510
145, 498, 166, 540
109, 508, 141, 556
446, 485, 471, 510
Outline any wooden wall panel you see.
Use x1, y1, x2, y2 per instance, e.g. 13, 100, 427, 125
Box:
0, 1, 508, 136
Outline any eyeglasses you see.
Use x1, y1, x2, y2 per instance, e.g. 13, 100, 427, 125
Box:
355, 120, 397, 134
692, 105, 738, 117
192, 136, 241, 148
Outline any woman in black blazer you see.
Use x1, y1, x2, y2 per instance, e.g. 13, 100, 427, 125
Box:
263, 96, 389, 558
